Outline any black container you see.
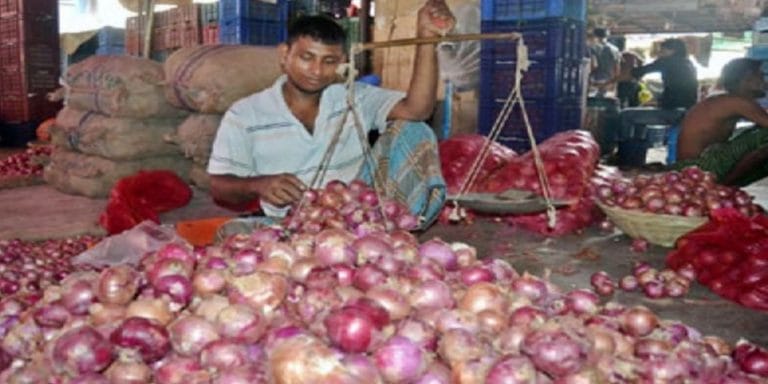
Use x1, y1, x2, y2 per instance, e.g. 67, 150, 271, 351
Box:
0, 121, 38, 147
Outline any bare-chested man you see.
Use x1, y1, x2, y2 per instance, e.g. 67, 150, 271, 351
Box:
675, 58, 768, 186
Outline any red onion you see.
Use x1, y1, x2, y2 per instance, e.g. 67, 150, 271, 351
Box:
734, 343, 768, 377
634, 338, 672, 359
192, 268, 226, 296
146, 258, 193, 285
314, 228, 356, 266
642, 281, 665, 299
374, 336, 427, 383
200, 340, 250, 370
67, 373, 110, 383
396, 318, 438, 351
325, 305, 383, 353
459, 265, 495, 286
486, 355, 538, 384
438, 328, 485, 365
125, 298, 173, 326
33, 300, 70, 328
110, 317, 171, 363
342, 354, 385, 382
215, 304, 267, 343
621, 307, 658, 337
156, 243, 196, 268
52, 325, 114, 376
619, 275, 639, 291
590, 271, 615, 296
231, 249, 263, 275
511, 273, 549, 303
367, 286, 411, 321
353, 264, 388, 291
406, 261, 445, 282
459, 282, 508, 314
413, 361, 451, 384
664, 278, 688, 298
521, 330, 585, 378
418, 239, 458, 271
61, 274, 97, 316
153, 275, 193, 306
410, 280, 454, 310
104, 358, 152, 384
630, 239, 649, 253
227, 271, 288, 314
153, 356, 210, 384
96, 266, 140, 305
565, 289, 600, 315
352, 234, 395, 265
168, 315, 220, 356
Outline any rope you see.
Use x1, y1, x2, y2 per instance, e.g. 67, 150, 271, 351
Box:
450, 38, 557, 228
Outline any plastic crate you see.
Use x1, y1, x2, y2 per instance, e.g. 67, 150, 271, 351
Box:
481, 0, 587, 22
202, 25, 220, 44
479, 98, 583, 152
220, 0, 288, 22
481, 57, 584, 101
219, 0, 288, 45
97, 27, 125, 47
200, 2, 220, 27
219, 17, 287, 45
170, 4, 200, 26
480, 18, 585, 61
748, 45, 768, 60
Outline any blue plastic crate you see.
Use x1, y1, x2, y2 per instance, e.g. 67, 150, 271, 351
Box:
200, 2, 220, 26
219, 17, 287, 45
478, 98, 582, 152
482, 0, 587, 22
97, 27, 125, 47
481, 57, 584, 101
748, 45, 768, 60
480, 19, 586, 61
220, 0, 288, 22
95, 45, 126, 56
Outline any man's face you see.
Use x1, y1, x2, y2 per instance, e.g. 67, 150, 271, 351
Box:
279, 36, 345, 94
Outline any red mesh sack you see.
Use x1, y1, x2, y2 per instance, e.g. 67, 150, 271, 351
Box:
439, 134, 516, 195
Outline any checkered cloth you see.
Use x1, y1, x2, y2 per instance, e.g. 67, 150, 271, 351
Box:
674, 128, 768, 187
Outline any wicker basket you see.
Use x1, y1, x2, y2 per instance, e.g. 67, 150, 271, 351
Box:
597, 202, 708, 247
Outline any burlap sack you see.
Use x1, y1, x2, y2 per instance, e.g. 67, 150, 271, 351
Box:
164, 45, 281, 113
189, 163, 210, 191
167, 113, 221, 164
52, 107, 184, 161
43, 148, 192, 198
63, 56, 188, 118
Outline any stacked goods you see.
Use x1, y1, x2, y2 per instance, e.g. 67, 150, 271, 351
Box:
166, 114, 222, 190
438, 134, 517, 195
163, 45, 281, 191
44, 56, 192, 198
1, 203, 768, 381
218, 0, 290, 45
667, 209, 768, 311
478, 130, 603, 236
0, 145, 52, 189
125, 4, 203, 59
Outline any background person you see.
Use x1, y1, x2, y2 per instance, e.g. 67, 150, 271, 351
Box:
674, 58, 768, 186
588, 27, 621, 96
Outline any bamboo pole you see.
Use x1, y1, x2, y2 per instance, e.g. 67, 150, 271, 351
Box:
142, 0, 156, 58
352, 32, 521, 53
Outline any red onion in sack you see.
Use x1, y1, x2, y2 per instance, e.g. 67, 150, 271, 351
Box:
109, 317, 171, 363
52, 325, 114, 376
374, 336, 427, 383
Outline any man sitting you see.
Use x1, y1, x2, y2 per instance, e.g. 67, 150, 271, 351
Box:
675, 58, 768, 186
207, 2, 455, 226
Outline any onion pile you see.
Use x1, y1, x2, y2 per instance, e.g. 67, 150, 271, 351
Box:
0, 145, 52, 179
0, 236, 101, 301
591, 263, 695, 300
667, 209, 768, 311
595, 167, 760, 217
282, 179, 419, 235
0, 224, 765, 382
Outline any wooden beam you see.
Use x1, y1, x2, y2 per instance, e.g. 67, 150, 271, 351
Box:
142, 0, 156, 58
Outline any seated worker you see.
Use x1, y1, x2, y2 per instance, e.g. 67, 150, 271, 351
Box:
616, 50, 644, 108
674, 58, 768, 187
207, 1, 455, 226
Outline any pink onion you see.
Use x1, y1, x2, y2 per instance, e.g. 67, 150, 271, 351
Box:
110, 317, 171, 363
619, 275, 639, 291
353, 264, 388, 291
215, 304, 267, 343
153, 275, 193, 306
33, 300, 70, 328
511, 274, 549, 303
459, 265, 495, 286
52, 325, 114, 376
486, 355, 538, 384
324, 305, 383, 353
61, 274, 97, 316
366, 286, 411, 321
396, 318, 438, 351
314, 228, 356, 266
410, 280, 454, 310
192, 268, 227, 296
342, 354, 384, 382
104, 359, 152, 384
459, 282, 508, 314
621, 307, 658, 337
418, 239, 458, 271
153, 356, 209, 384
200, 340, 250, 370
373, 336, 427, 383
565, 289, 600, 315
352, 234, 395, 265
413, 361, 451, 384
96, 266, 140, 305
168, 315, 220, 356
521, 330, 585, 378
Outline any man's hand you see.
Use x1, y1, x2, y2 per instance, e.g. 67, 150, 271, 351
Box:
253, 174, 306, 207
417, 0, 456, 38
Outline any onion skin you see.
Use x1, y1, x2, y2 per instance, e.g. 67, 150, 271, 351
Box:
621, 307, 658, 337
168, 315, 221, 357
52, 325, 114, 376
96, 266, 140, 305
110, 317, 171, 363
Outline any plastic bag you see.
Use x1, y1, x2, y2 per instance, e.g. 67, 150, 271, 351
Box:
72, 221, 188, 267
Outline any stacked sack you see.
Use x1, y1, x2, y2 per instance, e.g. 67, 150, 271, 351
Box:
163, 45, 282, 190
45, 56, 192, 198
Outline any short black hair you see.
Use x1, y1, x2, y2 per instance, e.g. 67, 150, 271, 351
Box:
287, 15, 346, 47
593, 28, 608, 39
660, 38, 687, 58
720, 58, 762, 93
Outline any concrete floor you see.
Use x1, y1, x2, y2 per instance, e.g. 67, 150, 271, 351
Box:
421, 220, 768, 348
